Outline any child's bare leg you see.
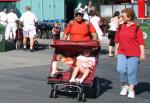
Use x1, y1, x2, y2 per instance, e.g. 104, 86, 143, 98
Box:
51, 61, 57, 74
70, 67, 80, 82
80, 69, 90, 83
71, 67, 80, 79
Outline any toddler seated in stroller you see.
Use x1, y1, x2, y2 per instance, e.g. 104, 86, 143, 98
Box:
49, 52, 74, 78
69, 49, 96, 84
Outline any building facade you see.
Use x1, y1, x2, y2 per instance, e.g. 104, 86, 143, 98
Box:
0, 0, 65, 21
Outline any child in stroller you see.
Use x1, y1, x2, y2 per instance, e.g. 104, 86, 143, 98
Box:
69, 49, 95, 84
49, 52, 74, 78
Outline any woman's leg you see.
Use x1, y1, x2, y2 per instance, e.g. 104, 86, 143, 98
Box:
108, 31, 115, 56
109, 45, 113, 56
127, 57, 139, 98
70, 67, 80, 82
117, 54, 129, 95
117, 54, 128, 83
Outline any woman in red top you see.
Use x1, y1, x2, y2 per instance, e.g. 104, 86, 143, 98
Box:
115, 8, 145, 99
62, 9, 97, 41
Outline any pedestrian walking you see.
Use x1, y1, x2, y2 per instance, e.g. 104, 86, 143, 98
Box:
115, 8, 145, 99
108, 11, 120, 57
5, 9, 18, 41
20, 6, 38, 52
0, 7, 7, 26
90, 10, 103, 42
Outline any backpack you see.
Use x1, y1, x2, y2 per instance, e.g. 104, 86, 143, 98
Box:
118, 24, 139, 39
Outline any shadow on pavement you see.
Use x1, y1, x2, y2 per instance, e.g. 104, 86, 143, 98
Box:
4, 40, 49, 52
37, 43, 49, 51
99, 77, 113, 95
86, 77, 113, 98
135, 82, 150, 95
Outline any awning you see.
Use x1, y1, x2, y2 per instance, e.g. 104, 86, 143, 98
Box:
0, 0, 18, 2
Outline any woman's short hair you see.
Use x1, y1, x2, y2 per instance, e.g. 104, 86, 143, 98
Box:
121, 8, 135, 21
113, 11, 120, 17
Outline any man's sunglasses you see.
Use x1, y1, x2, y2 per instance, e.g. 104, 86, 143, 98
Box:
75, 13, 83, 17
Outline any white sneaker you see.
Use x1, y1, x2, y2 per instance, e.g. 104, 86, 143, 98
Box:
120, 86, 129, 96
75, 78, 84, 84
69, 78, 75, 83
75, 78, 80, 84
128, 90, 135, 99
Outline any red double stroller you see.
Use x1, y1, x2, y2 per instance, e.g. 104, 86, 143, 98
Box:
47, 40, 100, 101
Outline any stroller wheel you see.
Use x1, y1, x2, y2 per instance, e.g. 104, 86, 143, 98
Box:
49, 89, 56, 98
52, 89, 57, 98
34, 40, 38, 51
49, 89, 54, 98
77, 93, 81, 101
81, 93, 86, 102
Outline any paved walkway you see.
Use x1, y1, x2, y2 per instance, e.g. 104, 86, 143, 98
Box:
0, 38, 150, 103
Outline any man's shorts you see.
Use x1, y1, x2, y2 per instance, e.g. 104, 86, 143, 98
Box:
57, 61, 70, 72
23, 25, 36, 38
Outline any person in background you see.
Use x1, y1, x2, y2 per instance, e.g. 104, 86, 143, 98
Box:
52, 22, 61, 40
69, 49, 95, 84
5, 9, 18, 41
115, 8, 145, 99
108, 11, 120, 57
87, 0, 96, 15
0, 7, 7, 26
83, 5, 90, 21
20, 6, 38, 52
62, 9, 97, 41
90, 10, 103, 42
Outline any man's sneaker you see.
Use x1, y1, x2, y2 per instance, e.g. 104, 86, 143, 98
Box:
23, 48, 27, 51
128, 90, 135, 99
120, 86, 129, 96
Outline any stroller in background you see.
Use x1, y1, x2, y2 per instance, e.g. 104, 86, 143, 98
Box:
47, 40, 100, 102
15, 22, 38, 51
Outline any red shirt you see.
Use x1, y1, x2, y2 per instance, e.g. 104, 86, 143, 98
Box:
64, 20, 96, 41
115, 23, 145, 56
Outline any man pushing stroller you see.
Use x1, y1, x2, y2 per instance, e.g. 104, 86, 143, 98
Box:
19, 6, 38, 52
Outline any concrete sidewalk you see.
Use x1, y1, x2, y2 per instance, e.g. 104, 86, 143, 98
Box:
0, 38, 150, 103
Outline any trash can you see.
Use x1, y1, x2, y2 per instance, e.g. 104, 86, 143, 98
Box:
0, 24, 5, 52
140, 23, 150, 49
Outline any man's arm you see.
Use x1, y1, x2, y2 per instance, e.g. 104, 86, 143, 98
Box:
62, 33, 68, 40
91, 32, 97, 40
